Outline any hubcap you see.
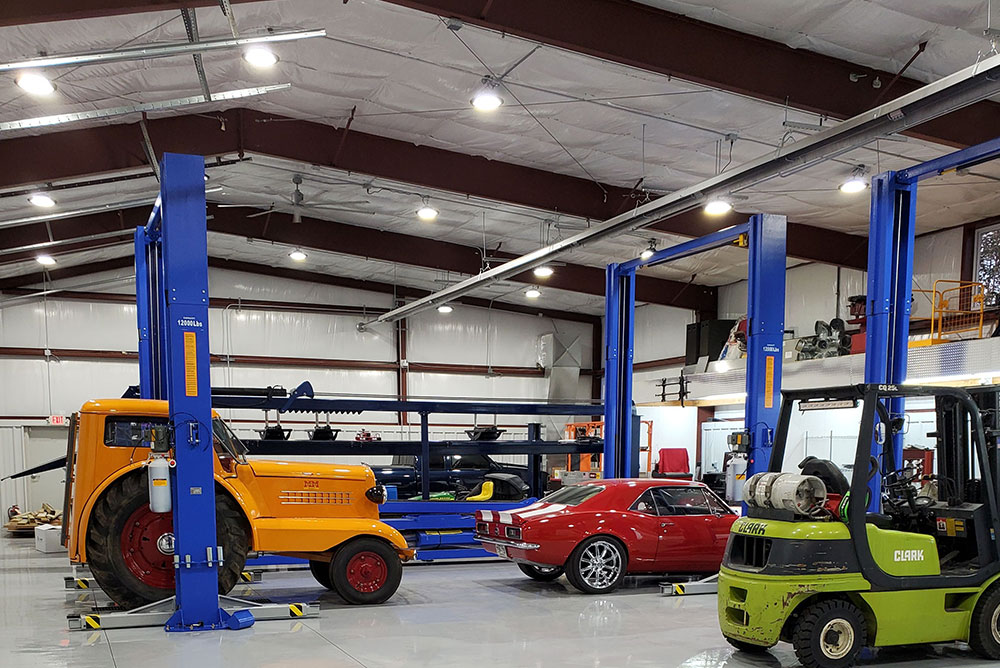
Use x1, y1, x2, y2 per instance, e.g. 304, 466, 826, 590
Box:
156, 532, 175, 556
991, 604, 1000, 644
120, 504, 175, 589
345, 551, 388, 593
579, 540, 621, 590
820, 618, 855, 660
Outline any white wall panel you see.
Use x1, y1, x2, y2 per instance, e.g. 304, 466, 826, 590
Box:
407, 307, 592, 367
207, 268, 394, 308
913, 227, 963, 291
0, 300, 136, 350
632, 366, 683, 405
212, 308, 394, 361
0, 360, 52, 415
634, 404, 698, 474
633, 304, 694, 361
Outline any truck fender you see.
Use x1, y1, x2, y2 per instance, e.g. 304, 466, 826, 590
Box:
72, 461, 147, 563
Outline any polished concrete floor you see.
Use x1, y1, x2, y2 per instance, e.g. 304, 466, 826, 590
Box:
0, 534, 997, 668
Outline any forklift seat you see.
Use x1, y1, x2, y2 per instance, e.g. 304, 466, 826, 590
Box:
866, 513, 894, 530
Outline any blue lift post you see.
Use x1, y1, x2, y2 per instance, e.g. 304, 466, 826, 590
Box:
863, 135, 1000, 508
135, 153, 236, 631
603, 214, 787, 478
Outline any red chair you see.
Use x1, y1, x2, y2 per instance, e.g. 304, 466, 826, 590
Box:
653, 448, 693, 479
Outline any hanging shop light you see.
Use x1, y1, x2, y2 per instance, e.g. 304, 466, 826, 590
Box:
16, 72, 55, 96
471, 77, 503, 112
437, 304, 454, 314
35, 254, 56, 266
28, 193, 56, 208
839, 166, 868, 194
288, 248, 307, 262
524, 287, 541, 299
533, 265, 554, 278
640, 240, 656, 260
243, 46, 278, 69
704, 198, 733, 216
417, 197, 438, 221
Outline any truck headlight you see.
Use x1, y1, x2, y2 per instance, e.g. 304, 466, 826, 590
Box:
365, 485, 388, 505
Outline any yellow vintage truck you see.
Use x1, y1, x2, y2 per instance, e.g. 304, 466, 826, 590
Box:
63, 398, 413, 609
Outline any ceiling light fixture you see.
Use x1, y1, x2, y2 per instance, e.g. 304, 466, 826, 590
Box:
288, 248, 307, 262
839, 166, 868, 194
417, 199, 438, 221
243, 46, 278, 69
437, 304, 454, 314
16, 72, 55, 96
35, 254, 56, 266
640, 240, 656, 260
533, 265, 554, 278
704, 198, 733, 216
524, 287, 541, 299
28, 193, 56, 208
471, 77, 503, 112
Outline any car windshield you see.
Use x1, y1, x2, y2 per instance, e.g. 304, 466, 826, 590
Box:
212, 418, 248, 463
542, 484, 604, 506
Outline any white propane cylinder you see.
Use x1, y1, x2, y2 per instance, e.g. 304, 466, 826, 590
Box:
743, 472, 765, 507
147, 457, 172, 513
727, 453, 748, 503
769, 474, 827, 515
752, 472, 784, 508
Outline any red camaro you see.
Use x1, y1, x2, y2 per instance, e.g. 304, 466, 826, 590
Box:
475, 479, 737, 594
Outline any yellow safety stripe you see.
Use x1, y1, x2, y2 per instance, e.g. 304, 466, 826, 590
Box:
84, 614, 101, 629
76, 579, 89, 589
675, 584, 686, 595
289, 604, 303, 617
241, 572, 253, 582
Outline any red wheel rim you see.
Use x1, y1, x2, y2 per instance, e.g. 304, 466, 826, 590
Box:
120, 503, 175, 589
345, 551, 388, 593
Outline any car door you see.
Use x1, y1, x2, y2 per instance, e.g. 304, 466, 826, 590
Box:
650, 486, 715, 571
623, 489, 663, 566
702, 487, 738, 564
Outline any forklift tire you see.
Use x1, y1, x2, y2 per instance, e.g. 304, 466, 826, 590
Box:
969, 584, 1000, 659
329, 538, 402, 605
792, 599, 867, 668
725, 636, 771, 654
518, 563, 564, 582
86, 472, 250, 609
309, 560, 334, 590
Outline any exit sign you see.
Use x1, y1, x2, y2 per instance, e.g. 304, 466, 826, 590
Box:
47, 415, 67, 426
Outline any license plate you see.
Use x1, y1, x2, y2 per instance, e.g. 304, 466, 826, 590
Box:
496, 544, 508, 559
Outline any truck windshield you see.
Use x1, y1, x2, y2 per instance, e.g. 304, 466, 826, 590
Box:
542, 484, 604, 506
212, 418, 248, 463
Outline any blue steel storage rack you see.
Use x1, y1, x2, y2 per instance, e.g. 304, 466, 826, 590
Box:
603, 213, 788, 479
863, 136, 1000, 506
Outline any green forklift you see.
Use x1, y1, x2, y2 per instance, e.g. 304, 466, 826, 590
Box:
719, 383, 1000, 668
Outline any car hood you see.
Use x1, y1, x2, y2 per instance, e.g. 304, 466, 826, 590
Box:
248, 460, 373, 482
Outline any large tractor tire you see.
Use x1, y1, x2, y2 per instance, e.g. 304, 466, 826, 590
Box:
309, 560, 334, 590
969, 584, 1000, 659
329, 537, 402, 605
85, 472, 249, 609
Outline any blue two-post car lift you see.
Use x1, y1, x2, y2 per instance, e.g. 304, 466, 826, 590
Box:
603, 213, 788, 479
863, 136, 1000, 507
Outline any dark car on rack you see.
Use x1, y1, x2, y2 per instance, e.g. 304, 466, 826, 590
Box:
372, 453, 546, 499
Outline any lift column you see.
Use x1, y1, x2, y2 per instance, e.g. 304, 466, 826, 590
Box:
863, 171, 917, 507
136, 153, 229, 631
743, 214, 787, 476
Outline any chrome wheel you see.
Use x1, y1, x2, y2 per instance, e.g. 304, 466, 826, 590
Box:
579, 539, 622, 590
819, 618, 855, 660
991, 603, 1000, 645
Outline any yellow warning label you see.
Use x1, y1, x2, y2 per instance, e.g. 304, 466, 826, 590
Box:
84, 614, 101, 629
289, 604, 303, 617
183, 331, 197, 397
152, 479, 168, 487
76, 579, 89, 589
764, 355, 775, 409
675, 584, 686, 595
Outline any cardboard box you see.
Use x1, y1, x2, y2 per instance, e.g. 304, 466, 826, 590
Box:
34, 524, 64, 553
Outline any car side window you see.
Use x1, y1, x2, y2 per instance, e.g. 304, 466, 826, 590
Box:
629, 489, 658, 515
651, 487, 712, 516
703, 488, 732, 515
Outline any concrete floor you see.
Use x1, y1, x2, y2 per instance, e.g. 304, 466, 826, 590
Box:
0, 535, 996, 668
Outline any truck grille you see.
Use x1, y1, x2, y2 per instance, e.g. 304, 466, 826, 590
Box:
729, 534, 772, 569
279, 491, 351, 505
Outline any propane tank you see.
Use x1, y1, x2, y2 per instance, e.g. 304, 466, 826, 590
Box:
769, 474, 827, 515
147, 457, 172, 513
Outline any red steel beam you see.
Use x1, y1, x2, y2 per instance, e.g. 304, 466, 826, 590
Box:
0, 204, 716, 311
0, 109, 866, 270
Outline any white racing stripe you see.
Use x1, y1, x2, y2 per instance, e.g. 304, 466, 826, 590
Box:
498, 512, 513, 524
516, 503, 566, 519
480, 510, 494, 521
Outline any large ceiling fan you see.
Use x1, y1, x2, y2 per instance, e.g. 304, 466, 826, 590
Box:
214, 174, 370, 222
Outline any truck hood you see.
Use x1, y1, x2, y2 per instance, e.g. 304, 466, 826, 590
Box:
248, 460, 373, 482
